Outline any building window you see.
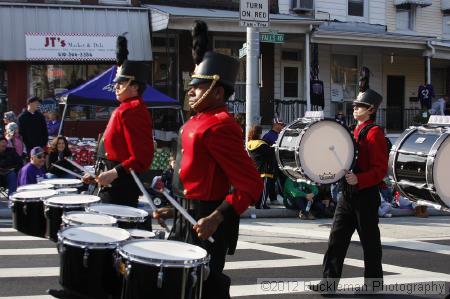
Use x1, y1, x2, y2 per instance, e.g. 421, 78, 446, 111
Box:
348, 0, 364, 17
396, 6, 415, 31
331, 54, 358, 101
432, 69, 447, 98
443, 15, 450, 36
152, 35, 178, 100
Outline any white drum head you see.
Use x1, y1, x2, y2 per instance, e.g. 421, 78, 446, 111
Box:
60, 226, 130, 243
17, 184, 54, 192
46, 195, 100, 205
127, 229, 156, 239
11, 189, 58, 200
122, 240, 207, 262
433, 135, 450, 207
39, 178, 82, 187
298, 120, 355, 184
64, 212, 117, 225
87, 204, 148, 219
57, 188, 78, 194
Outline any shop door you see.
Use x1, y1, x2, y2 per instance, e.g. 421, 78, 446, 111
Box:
281, 62, 303, 122
387, 75, 405, 131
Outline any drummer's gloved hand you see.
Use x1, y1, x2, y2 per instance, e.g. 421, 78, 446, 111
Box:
97, 169, 118, 186
153, 207, 174, 220
194, 210, 224, 240
81, 173, 96, 185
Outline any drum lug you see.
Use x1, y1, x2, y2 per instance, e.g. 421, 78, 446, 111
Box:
22, 203, 27, 216
157, 266, 164, 288
83, 249, 89, 268
57, 243, 65, 254
190, 270, 198, 288
203, 265, 210, 280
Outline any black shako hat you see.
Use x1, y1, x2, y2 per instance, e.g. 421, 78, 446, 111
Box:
353, 88, 382, 110
189, 51, 239, 91
114, 60, 150, 84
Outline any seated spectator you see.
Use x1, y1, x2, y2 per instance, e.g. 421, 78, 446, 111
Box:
17, 147, 47, 186
283, 178, 325, 220
47, 111, 61, 137
379, 176, 394, 203
161, 156, 175, 194
5, 122, 26, 159
378, 195, 392, 218
0, 137, 22, 196
46, 136, 75, 179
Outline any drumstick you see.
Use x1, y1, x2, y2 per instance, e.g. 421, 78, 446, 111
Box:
51, 164, 83, 179
161, 188, 215, 243
65, 158, 94, 177
329, 145, 345, 171
129, 170, 171, 234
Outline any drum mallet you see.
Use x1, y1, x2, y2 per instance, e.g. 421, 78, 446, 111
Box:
329, 145, 346, 171
130, 170, 171, 234
63, 158, 112, 188
161, 188, 215, 243
51, 164, 84, 179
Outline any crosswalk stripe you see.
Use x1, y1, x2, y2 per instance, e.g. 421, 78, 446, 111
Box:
0, 228, 16, 233
225, 258, 321, 270
0, 248, 57, 256
0, 236, 46, 241
0, 267, 58, 278
0, 296, 53, 299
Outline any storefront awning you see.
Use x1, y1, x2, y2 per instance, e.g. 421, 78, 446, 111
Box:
394, 0, 433, 7
0, 3, 152, 61
145, 4, 322, 34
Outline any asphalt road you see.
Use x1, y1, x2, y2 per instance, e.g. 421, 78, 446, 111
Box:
0, 216, 449, 299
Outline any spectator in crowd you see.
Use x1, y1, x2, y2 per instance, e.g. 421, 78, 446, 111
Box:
17, 146, 47, 186
335, 111, 347, 127
46, 136, 75, 179
46, 111, 61, 137
429, 95, 449, 116
17, 96, 48, 156
262, 117, 285, 146
247, 124, 276, 209
0, 136, 22, 196
3, 111, 16, 125
283, 178, 324, 220
161, 155, 175, 194
4, 122, 25, 159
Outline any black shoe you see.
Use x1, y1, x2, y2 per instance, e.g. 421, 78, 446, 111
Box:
47, 289, 80, 299
308, 280, 338, 296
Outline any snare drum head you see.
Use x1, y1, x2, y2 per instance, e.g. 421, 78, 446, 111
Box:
63, 212, 117, 225
17, 183, 54, 192
433, 135, 450, 207
87, 204, 148, 219
121, 239, 207, 263
298, 120, 355, 184
11, 189, 58, 200
126, 229, 156, 238
46, 195, 100, 206
60, 226, 130, 244
39, 178, 82, 187
57, 188, 78, 194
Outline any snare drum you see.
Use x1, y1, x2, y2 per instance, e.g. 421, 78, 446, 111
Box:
10, 189, 58, 237
44, 195, 100, 241
389, 125, 450, 208
86, 204, 148, 229
57, 226, 130, 299
17, 183, 54, 192
275, 118, 356, 184
118, 239, 210, 299
39, 178, 83, 189
62, 211, 117, 228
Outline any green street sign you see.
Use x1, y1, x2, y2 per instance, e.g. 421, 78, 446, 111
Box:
260, 32, 284, 43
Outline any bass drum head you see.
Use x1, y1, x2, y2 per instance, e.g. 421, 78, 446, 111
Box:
298, 120, 355, 184
433, 135, 450, 208
60, 226, 130, 245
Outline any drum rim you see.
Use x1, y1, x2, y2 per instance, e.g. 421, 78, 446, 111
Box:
16, 183, 54, 191
10, 190, 59, 201
44, 195, 100, 208
86, 204, 148, 222
62, 211, 118, 226
118, 239, 210, 268
57, 225, 130, 249
275, 118, 357, 184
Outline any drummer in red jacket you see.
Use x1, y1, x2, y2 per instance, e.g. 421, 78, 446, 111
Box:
154, 21, 263, 299
311, 80, 388, 294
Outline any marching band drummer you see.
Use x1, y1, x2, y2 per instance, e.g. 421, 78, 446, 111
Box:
154, 21, 263, 299
310, 68, 388, 295
82, 36, 154, 208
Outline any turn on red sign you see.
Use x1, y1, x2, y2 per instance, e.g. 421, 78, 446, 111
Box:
240, 0, 269, 27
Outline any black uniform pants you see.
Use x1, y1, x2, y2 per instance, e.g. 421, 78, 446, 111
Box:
322, 186, 383, 286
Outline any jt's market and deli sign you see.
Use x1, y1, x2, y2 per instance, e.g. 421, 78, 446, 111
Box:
25, 33, 116, 61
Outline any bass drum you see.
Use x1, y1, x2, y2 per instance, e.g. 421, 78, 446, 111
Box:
389, 125, 450, 208
275, 118, 356, 184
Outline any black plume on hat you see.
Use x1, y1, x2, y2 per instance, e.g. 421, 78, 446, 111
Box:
116, 35, 128, 67
191, 20, 209, 65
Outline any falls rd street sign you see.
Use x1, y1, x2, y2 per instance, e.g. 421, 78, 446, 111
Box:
240, 0, 269, 27
239, 43, 248, 59
260, 32, 284, 43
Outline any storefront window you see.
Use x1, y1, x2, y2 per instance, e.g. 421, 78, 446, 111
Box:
331, 54, 358, 101
29, 64, 112, 120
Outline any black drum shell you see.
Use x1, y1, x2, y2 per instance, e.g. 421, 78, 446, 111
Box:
59, 243, 122, 299
11, 200, 46, 237
45, 205, 85, 242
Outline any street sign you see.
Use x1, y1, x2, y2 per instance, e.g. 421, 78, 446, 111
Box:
240, 0, 269, 28
260, 31, 284, 43
239, 43, 248, 59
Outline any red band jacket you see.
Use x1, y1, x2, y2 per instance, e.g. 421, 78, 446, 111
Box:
353, 120, 388, 190
103, 96, 154, 175
173, 106, 263, 214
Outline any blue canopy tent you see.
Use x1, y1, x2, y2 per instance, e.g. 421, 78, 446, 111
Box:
58, 66, 183, 135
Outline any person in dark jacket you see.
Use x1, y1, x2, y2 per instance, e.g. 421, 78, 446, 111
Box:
46, 135, 76, 179
17, 96, 48, 156
0, 136, 22, 195
247, 124, 276, 209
